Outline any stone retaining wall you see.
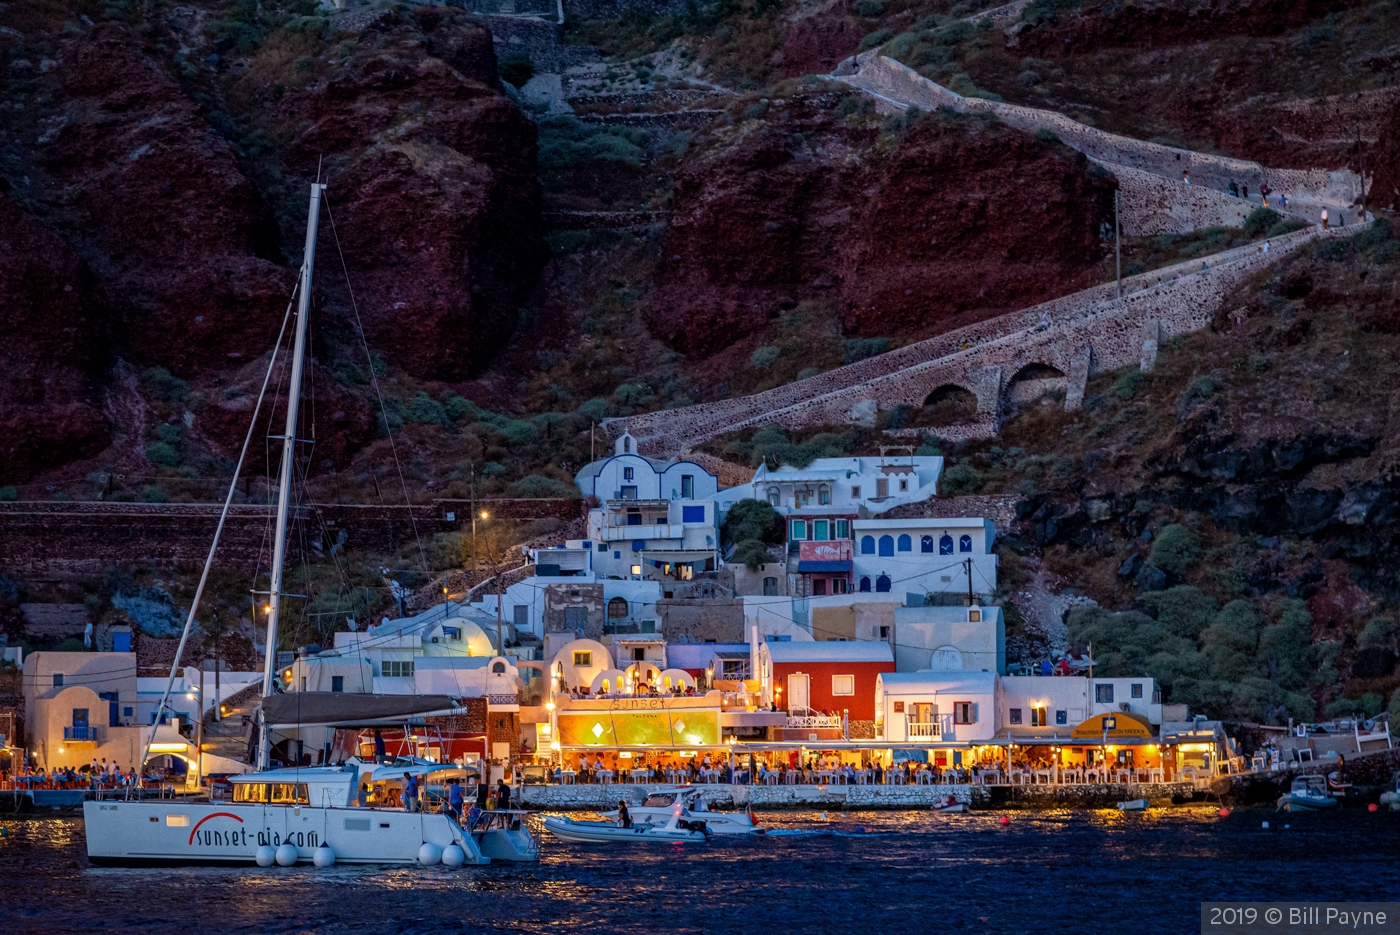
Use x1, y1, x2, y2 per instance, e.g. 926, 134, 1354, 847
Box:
1113, 163, 1270, 236
517, 781, 984, 809
615, 224, 1356, 454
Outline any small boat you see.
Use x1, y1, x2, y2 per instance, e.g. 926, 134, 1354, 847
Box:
1115, 798, 1149, 812
1326, 771, 1352, 797
601, 788, 762, 835
931, 796, 967, 813
468, 809, 541, 862
544, 812, 709, 844
1381, 778, 1400, 811
1277, 775, 1339, 812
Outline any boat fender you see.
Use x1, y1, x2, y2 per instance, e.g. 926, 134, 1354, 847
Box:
255, 845, 277, 867
418, 842, 443, 866
313, 844, 337, 868
1369, 803, 1379, 812
275, 843, 299, 867
441, 844, 466, 867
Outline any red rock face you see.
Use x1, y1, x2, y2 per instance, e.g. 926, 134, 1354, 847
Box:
34, 27, 292, 374
782, 14, 864, 78
1370, 97, 1400, 213
0, 192, 111, 481
250, 13, 546, 381
648, 98, 1114, 355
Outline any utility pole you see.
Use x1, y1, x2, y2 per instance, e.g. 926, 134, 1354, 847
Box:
1114, 189, 1122, 298
495, 572, 504, 657
965, 557, 973, 607
470, 462, 478, 589
1356, 124, 1366, 218
211, 612, 221, 722
196, 664, 205, 792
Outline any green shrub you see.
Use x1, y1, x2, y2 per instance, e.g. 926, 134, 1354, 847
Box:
721, 499, 785, 547
750, 346, 779, 370
857, 0, 885, 16
508, 474, 578, 498
1266, 218, 1307, 238
537, 117, 648, 170
405, 392, 448, 425
1149, 524, 1201, 575
842, 337, 889, 364
499, 47, 534, 88
140, 485, 169, 503
156, 423, 183, 445
0, 486, 16, 502
144, 441, 180, 468
141, 367, 190, 403
1112, 369, 1143, 400
1188, 375, 1220, 399
1034, 128, 1060, 144
885, 30, 918, 58
940, 462, 982, 495
1242, 207, 1281, 237
1315, 239, 1352, 263
445, 396, 476, 421
731, 537, 777, 571
859, 29, 893, 50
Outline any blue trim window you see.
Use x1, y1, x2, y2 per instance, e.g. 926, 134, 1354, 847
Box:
682, 505, 705, 523
921, 535, 934, 553
860, 535, 875, 555
939, 534, 954, 555
878, 535, 894, 557
791, 520, 807, 540
897, 534, 912, 552
959, 534, 973, 553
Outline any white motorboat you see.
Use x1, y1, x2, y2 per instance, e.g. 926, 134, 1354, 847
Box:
1277, 775, 1338, 812
544, 812, 709, 844
1115, 798, 1149, 812
84, 760, 489, 866
931, 797, 967, 813
468, 809, 541, 862
600, 788, 763, 835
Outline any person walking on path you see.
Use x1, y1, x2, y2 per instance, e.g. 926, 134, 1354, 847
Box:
1182, 170, 1190, 185
1321, 208, 1329, 230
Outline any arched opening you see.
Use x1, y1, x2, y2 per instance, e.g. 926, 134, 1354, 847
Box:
913, 384, 979, 426
921, 535, 934, 553
939, 534, 954, 555
897, 534, 912, 552
859, 576, 872, 592
607, 597, 629, 618
860, 535, 876, 555
1006, 362, 1067, 405
959, 534, 973, 553
878, 535, 894, 556
875, 575, 891, 593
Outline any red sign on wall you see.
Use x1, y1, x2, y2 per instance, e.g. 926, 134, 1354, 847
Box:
798, 541, 851, 561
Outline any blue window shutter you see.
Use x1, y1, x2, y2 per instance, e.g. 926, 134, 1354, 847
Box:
878, 535, 894, 557
682, 505, 705, 523
897, 534, 911, 552
921, 535, 934, 553
939, 535, 954, 555
860, 536, 875, 554
859, 576, 871, 592
876, 575, 891, 592
960, 534, 973, 553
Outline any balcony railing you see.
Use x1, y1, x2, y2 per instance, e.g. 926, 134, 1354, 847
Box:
785, 715, 844, 730
64, 726, 100, 742
907, 720, 942, 739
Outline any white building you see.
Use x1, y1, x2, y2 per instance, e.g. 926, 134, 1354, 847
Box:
874, 670, 998, 744
893, 603, 1005, 674
851, 517, 997, 599
716, 455, 943, 516
574, 433, 722, 581
999, 675, 1162, 737
475, 574, 664, 640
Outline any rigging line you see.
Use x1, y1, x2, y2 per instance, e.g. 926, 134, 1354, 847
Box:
322, 193, 430, 576
139, 281, 300, 779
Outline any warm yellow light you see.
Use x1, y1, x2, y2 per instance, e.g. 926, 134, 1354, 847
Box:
149, 742, 188, 753
264, 604, 271, 614
442, 587, 448, 595
58, 746, 65, 754
539, 723, 551, 734
545, 701, 556, 711
479, 511, 489, 520
550, 741, 561, 751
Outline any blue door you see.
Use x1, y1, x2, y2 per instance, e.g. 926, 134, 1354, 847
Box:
100, 691, 120, 727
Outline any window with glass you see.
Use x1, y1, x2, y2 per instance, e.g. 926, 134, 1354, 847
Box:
851, 486, 861, 499
832, 675, 855, 696
1095, 684, 1115, 703
795, 488, 811, 507
954, 702, 975, 724
623, 467, 634, 480
791, 519, 807, 540
767, 487, 780, 506
818, 485, 831, 505
1008, 707, 1023, 725
607, 597, 629, 618
1031, 707, 1048, 727
1131, 683, 1143, 699
381, 660, 414, 678
836, 520, 849, 538
573, 651, 593, 667
681, 475, 694, 498
331, 676, 344, 693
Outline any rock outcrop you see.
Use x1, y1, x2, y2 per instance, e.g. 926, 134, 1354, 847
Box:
647, 95, 1115, 355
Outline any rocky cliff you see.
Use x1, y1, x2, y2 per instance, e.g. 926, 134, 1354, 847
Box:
0, 4, 544, 484
646, 93, 1115, 356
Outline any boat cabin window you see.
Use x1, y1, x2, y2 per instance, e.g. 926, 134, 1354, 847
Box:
642, 794, 676, 807
233, 782, 310, 804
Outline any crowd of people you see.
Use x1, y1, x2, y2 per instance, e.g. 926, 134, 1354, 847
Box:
2, 757, 155, 789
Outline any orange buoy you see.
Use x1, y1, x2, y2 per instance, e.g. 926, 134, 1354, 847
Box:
1369, 803, 1379, 812
1218, 807, 1230, 817
998, 815, 1010, 826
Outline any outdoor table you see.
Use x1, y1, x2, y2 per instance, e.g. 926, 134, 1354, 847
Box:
558, 770, 576, 785
1149, 768, 1165, 783
855, 769, 871, 785
597, 769, 615, 784
630, 769, 651, 783
1007, 769, 1027, 785
980, 770, 1001, 786
764, 772, 780, 786
1084, 768, 1102, 783
783, 769, 797, 785
702, 768, 722, 784
816, 770, 837, 784
916, 772, 935, 785
887, 772, 906, 785
1033, 768, 1055, 785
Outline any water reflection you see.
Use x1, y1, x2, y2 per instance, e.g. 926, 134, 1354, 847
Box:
0, 810, 1397, 934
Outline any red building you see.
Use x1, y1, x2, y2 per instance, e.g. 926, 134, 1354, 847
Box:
759, 640, 894, 738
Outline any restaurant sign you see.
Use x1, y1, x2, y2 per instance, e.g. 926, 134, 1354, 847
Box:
558, 709, 721, 747
1069, 712, 1153, 740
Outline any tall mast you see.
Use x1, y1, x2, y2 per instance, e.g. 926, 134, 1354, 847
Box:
259, 182, 324, 770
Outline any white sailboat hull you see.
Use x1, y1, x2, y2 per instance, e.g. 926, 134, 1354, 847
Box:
84, 800, 488, 866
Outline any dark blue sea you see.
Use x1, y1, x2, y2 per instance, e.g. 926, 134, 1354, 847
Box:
2, 808, 1398, 934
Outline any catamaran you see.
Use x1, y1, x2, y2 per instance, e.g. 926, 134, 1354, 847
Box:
82, 182, 529, 867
